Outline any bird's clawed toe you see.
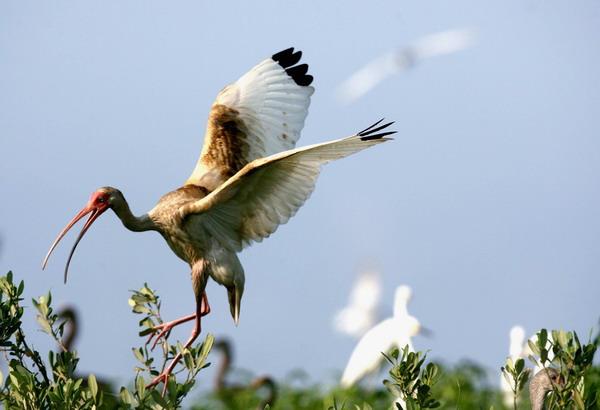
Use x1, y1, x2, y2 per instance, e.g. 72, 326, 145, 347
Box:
146, 324, 172, 350
146, 371, 171, 397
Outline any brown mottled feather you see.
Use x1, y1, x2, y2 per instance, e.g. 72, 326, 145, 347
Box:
201, 105, 251, 179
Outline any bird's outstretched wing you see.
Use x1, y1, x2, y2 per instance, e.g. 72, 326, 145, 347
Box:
186, 47, 315, 191
180, 121, 395, 252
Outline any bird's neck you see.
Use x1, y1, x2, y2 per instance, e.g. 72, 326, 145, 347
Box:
111, 199, 157, 232
530, 385, 549, 410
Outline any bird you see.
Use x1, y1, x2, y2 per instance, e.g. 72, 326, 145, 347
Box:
214, 338, 277, 409
336, 27, 476, 103
529, 368, 562, 410
56, 307, 116, 400
501, 325, 529, 407
57, 306, 79, 353
41, 47, 395, 395
341, 285, 421, 387
333, 266, 382, 338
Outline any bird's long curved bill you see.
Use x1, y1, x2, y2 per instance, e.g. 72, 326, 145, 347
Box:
42, 206, 104, 283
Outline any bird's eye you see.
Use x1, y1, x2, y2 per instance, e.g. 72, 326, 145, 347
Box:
98, 197, 105, 203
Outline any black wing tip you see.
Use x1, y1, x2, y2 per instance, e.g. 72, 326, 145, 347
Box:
272, 47, 314, 87
358, 119, 397, 141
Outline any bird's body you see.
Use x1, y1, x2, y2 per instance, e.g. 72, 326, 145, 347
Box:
341, 286, 421, 387
42, 47, 395, 394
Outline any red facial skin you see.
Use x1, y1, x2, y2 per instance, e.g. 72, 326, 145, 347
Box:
42, 190, 112, 283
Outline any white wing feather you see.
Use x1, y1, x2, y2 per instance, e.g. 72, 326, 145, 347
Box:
186, 50, 314, 190
181, 133, 391, 252
215, 58, 314, 154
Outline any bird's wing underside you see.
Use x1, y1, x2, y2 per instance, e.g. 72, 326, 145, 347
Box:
185, 47, 315, 191
180, 121, 395, 252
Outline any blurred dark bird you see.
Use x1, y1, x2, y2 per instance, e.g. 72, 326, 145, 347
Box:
214, 338, 277, 410
57, 307, 114, 397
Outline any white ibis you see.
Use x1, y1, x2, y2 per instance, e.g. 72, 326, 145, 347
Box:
336, 27, 476, 103
41, 47, 395, 394
341, 285, 421, 387
334, 267, 382, 338
529, 368, 562, 410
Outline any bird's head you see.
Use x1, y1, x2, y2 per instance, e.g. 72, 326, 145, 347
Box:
42, 187, 120, 283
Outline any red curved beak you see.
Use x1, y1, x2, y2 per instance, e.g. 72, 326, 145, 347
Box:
42, 193, 110, 283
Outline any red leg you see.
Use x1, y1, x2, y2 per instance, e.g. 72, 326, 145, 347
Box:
146, 293, 210, 349
146, 292, 206, 396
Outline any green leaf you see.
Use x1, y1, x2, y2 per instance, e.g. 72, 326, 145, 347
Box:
136, 375, 146, 399
556, 330, 568, 350
539, 329, 548, 349
35, 314, 54, 335
515, 358, 525, 373
505, 357, 514, 370
88, 373, 98, 399
132, 304, 151, 314
574, 389, 585, 409
151, 388, 169, 408
201, 333, 215, 358
183, 349, 193, 370
130, 294, 151, 304
383, 379, 402, 398
119, 387, 132, 404
528, 340, 540, 356
502, 371, 513, 387
540, 348, 548, 363
132, 348, 145, 364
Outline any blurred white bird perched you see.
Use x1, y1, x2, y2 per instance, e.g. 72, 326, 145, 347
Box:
333, 267, 382, 338
336, 27, 476, 103
501, 325, 529, 407
341, 285, 422, 387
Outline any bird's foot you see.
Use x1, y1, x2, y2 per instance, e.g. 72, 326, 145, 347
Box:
146, 294, 210, 350
146, 369, 172, 397
146, 314, 196, 350
146, 351, 185, 397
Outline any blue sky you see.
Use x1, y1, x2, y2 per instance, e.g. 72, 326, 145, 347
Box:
1, 0, 599, 394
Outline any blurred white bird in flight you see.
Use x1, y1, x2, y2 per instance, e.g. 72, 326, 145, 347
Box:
334, 267, 382, 338
336, 27, 476, 103
341, 285, 422, 387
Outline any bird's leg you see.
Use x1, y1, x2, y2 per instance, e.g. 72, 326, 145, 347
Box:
146, 292, 210, 349
146, 291, 206, 396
